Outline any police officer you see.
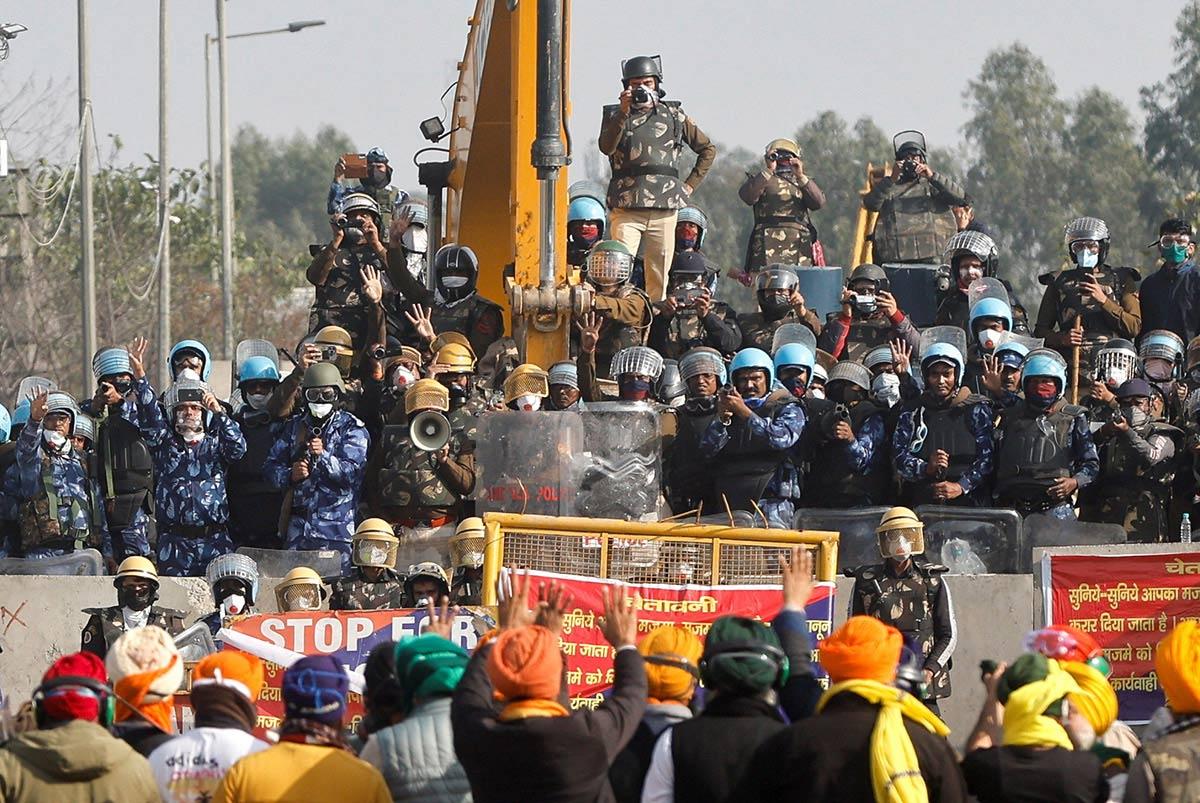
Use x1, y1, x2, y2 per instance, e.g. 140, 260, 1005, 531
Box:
330, 519, 407, 611
649, 251, 740, 360
739, 266, 823, 350
328, 146, 402, 217
978, 340, 1029, 409
432, 340, 490, 422
390, 199, 430, 285
818, 264, 921, 362
85, 347, 155, 561
202, 552, 259, 636
962, 295, 1015, 394
307, 193, 391, 353
1139, 329, 1187, 425
738, 137, 826, 271
448, 516, 485, 605
702, 348, 805, 527
862, 132, 968, 264
1034, 217, 1142, 394
546, 361, 583, 412
403, 561, 451, 608
264, 361, 369, 572
226, 356, 286, 551
132, 338, 247, 577
800, 362, 889, 507
503, 364, 550, 412
378, 345, 425, 423
599, 54, 717, 302
893, 341, 995, 506
167, 339, 214, 384
14, 390, 107, 559
666, 347, 725, 513
1081, 378, 1177, 541
576, 240, 654, 379
932, 230, 1029, 333
81, 556, 186, 660
993, 349, 1099, 519
368, 378, 474, 533
274, 566, 328, 612
567, 184, 607, 268
849, 507, 957, 715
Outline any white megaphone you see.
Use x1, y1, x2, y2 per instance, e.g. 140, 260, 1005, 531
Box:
409, 410, 451, 452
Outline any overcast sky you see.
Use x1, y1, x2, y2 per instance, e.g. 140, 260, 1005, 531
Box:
1, 0, 1189, 190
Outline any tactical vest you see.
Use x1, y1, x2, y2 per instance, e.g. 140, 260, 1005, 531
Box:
993, 403, 1077, 501
666, 403, 718, 510
314, 247, 383, 314
843, 317, 896, 363
747, 173, 814, 269
906, 395, 985, 504
229, 415, 278, 495
801, 399, 889, 505
429, 294, 504, 360
1137, 721, 1200, 803
871, 179, 959, 263
18, 453, 97, 555
597, 285, 652, 361
740, 310, 797, 352
604, 101, 688, 210
1042, 266, 1136, 344
1101, 422, 1180, 487
375, 424, 465, 509
711, 391, 795, 510
97, 413, 154, 529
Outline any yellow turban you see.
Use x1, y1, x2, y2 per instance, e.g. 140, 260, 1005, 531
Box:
1001, 658, 1080, 751
639, 625, 702, 704
1060, 661, 1118, 735
1156, 620, 1200, 715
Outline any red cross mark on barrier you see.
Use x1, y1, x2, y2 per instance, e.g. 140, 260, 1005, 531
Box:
1, 601, 27, 635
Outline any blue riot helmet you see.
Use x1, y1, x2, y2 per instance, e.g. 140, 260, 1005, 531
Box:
0, 402, 9, 444
568, 195, 607, 231
169, 339, 212, 381
994, 340, 1031, 370
774, 343, 815, 397
92, 347, 133, 381
729, 347, 775, 391
238, 356, 282, 387
969, 297, 1013, 353
1022, 348, 1069, 407
920, 342, 965, 387
11, 400, 31, 429
676, 205, 708, 250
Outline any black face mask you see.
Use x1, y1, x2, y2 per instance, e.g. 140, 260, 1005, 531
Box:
118, 585, 156, 612
759, 292, 791, 319
831, 386, 867, 405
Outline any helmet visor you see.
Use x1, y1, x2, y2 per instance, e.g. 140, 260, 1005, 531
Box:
587, 251, 633, 285
878, 526, 924, 559
282, 585, 320, 611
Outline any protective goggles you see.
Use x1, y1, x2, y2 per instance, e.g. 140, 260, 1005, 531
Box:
303, 387, 339, 404
1159, 234, 1191, 247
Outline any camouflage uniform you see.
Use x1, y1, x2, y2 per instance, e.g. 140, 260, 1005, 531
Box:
329, 568, 407, 611
82, 397, 155, 560
1081, 418, 1178, 542
135, 378, 247, 577
862, 173, 968, 263
738, 169, 826, 269
80, 604, 187, 660
307, 244, 390, 353
850, 557, 956, 702
13, 420, 108, 559
648, 301, 741, 360
367, 414, 475, 526
1126, 716, 1200, 803
590, 284, 653, 379
263, 409, 369, 572
740, 308, 823, 351
818, 311, 921, 364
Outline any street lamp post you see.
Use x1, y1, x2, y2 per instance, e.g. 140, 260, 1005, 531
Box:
210, 8, 324, 359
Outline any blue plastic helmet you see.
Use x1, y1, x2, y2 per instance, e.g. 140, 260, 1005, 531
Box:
11, 400, 30, 429
92, 347, 132, 380
773, 343, 815, 388
1022, 348, 1068, 393
968, 297, 1013, 333
238, 356, 282, 386
0, 402, 9, 444
920, 342, 965, 386
730, 347, 775, 388
994, 340, 1030, 369
568, 196, 607, 226
169, 339, 212, 381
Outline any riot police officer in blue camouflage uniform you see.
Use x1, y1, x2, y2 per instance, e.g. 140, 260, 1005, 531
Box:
264, 361, 369, 571
14, 390, 108, 559
130, 337, 247, 576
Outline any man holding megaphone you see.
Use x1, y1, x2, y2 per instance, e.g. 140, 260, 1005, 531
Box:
366, 379, 476, 538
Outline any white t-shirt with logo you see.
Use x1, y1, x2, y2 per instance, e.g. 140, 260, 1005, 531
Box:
148, 726, 269, 803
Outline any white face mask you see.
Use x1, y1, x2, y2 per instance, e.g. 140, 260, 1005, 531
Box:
977, 328, 1002, 352
220, 594, 247, 617
42, 429, 69, 453
808, 385, 826, 400
121, 607, 150, 630
308, 402, 333, 420
441, 275, 469, 289
871, 373, 901, 408
245, 393, 270, 411
515, 393, 543, 411
393, 367, 418, 390
401, 226, 428, 254
175, 410, 204, 444
177, 367, 202, 382
1104, 366, 1128, 388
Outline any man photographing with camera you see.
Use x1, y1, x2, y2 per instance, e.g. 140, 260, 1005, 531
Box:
738, 137, 826, 272
599, 55, 716, 303
327, 146, 404, 218
862, 131, 968, 264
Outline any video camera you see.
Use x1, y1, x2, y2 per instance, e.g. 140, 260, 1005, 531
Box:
898, 158, 920, 183
630, 86, 654, 106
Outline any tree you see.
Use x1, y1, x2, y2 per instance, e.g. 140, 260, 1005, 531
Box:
1142, 0, 1200, 218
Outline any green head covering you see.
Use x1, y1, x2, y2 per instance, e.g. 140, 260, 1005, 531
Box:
998, 652, 1064, 718
393, 634, 470, 715
700, 616, 785, 695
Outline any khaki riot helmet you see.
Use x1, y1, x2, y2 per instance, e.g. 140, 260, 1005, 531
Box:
504, 363, 550, 408
311, 325, 355, 376
405, 562, 451, 606
765, 138, 801, 160
352, 518, 400, 570
114, 556, 159, 589
405, 378, 450, 415
430, 332, 476, 362
274, 566, 328, 612
449, 517, 486, 570
434, 342, 476, 374
876, 506, 924, 560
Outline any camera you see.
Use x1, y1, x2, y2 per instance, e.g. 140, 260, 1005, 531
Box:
336, 216, 365, 244
852, 294, 878, 314
319, 345, 339, 362
899, 158, 920, 182
673, 286, 705, 307
370, 345, 387, 361
630, 86, 653, 105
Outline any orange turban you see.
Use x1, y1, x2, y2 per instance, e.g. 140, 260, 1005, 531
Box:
820, 616, 902, 684
1156, 620, 1200, 715
1061, 661, 1118, 735
105, 626, 184, 733
639, 625, 702, 704
193, 651, 266, 702
486, 625, 564, 701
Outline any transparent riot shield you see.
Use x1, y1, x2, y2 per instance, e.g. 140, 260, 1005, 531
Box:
795, 266, 844, 323
0, 548, 104, 575
575, 402, 663, 521
15, 376, 56, 406
236, 547, 344, 578
966, 277, 1009, 313
918, 325, 969, 361
915, 506, 1025, 573
770, 322, 818, 357
992, 332, 1044, 352
173, 622, 217, 663
882, 263, 941, 328
394, 524, 456, 572
1024, 514, 1127, 553
230, 339, 279, 409
795, 506, 892, 571
475, 411, 584, 517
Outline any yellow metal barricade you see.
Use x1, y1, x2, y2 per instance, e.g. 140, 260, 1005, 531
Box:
480, 513, 839, 605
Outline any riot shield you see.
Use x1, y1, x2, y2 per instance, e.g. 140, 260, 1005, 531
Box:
915, 506, 1025, 573
993, 332, 1044, 352
173, 622, 217, 663
966, 277, 1009, 312
475, 411, 584, 517
394, 524, 456, 571
1024, 514, 1126, 553
795, 506, 892, 571
770, 322, 818, 357
0, 548, 104, 576
568, 179, 606, 205
15, 376, 56, 406
918, 325, 968, 360
231, 338, 279, 404
795, 266, 844, 322
575, 402, 663, 521
881, 263, 941, 328
236, 547, 344, 578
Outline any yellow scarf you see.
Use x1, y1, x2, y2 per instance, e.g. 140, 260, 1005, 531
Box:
817, 679, 950, 803
497, 698, 570, 722
1001, 659, 1079, 751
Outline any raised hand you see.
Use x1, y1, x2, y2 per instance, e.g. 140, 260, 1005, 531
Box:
576, 312, 602, 355
360, 265, 384, 305
424, 596, 455, 640
779, 546, 814, 611
404, 304, 436, 343
533, 580, 575, 636
497, 565, 536, 630
599, 583, 638, 649
128, 336, 150, 380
